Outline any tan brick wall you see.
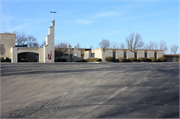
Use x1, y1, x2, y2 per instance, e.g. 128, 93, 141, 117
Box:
157, 50, 163, 58
84, 51, 91, 59
102, 49, 113, 62
127, 50, 134, 59
0, 33, 15, 59
73, 48, 82, 62
137, 50, 144, 58
116, 50, 124, 59
11, 47, 44, 63
94, 49, 102, 59
147, 51, 154, 58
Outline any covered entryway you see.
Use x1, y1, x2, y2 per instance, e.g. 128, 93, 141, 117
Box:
18, 52, 39, 62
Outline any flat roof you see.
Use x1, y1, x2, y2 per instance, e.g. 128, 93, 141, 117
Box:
163, 54, 180, 57
0, 33, 15, 35
92, 48, 163, 51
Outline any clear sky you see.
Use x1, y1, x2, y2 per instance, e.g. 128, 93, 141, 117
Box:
1, 0, 179, 53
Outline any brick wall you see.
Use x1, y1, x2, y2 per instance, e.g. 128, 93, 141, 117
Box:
137, 50, 144, 58
73, 48, 82, 62
0, 33, 15, 59
116, 50, 124, 59
157, 51, 163, 58
84, 51, 91, 59
94, 49, 102, 59
102, 49, 113, 62
127, 50, 134, 59
147, 51, 154, 58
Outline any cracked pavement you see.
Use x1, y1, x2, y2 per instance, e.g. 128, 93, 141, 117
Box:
0, 62, 179, 118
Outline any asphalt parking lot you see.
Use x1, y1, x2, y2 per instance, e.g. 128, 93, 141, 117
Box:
0, 62, 179, 118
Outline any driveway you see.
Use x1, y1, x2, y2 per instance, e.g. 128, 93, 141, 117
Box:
1, 62, 179, 118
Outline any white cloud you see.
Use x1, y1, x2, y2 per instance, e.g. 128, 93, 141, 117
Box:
76, 19, 94, 25
94, 11, 121, 18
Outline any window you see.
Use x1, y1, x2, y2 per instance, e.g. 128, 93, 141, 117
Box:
155, 53, 157, 59
134, 52, 137, 59
124, 52, 126, 58
145, 53, 147, 58
113, 52, 116, 59
81, 56, 84, 59
91, 53, 94, 58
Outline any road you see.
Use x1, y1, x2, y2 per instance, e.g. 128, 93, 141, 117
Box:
0, 62, 179, 118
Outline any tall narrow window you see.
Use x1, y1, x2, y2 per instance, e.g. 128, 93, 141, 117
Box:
155, 53, 157, 59
124, 52, 126, 58
145, 53, 147, 58
134, 52, 137, 59
113, 52, 116, 59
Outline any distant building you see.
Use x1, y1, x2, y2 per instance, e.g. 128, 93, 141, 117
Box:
163, 54, 180, 62
55, 46, 91, 62
0, 20, 55, 63
84, 48, 164, 62
0, 20, 179, 63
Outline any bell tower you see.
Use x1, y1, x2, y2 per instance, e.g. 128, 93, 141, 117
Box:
44, 10, 56, 63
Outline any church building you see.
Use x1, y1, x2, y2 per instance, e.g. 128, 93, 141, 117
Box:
0, 20, 55, 63
1, 19, 178, 63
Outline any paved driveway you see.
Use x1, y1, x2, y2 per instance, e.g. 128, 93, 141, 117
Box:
1, 62, 179, 118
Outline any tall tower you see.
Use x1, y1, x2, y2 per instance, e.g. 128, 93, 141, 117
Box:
44, 20, 55, 63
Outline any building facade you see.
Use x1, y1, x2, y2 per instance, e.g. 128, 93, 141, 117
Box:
55, 47, 91, 62
0, 20, 55, 63
1, 20, 177, 63
163, 54, 180, 62
85, 48, 164, 62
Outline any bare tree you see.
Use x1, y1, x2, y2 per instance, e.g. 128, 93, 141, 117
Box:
144, 41, 159, 49
55, 42, 68, 48
120, 43, 125, 49
125, 32, 144, 49
75, 43, 80, 48
90, 45, 94, 50
5, 31, 39, 47
26, 35, 37, 47
32, 42, 39, 47
170, 44, 178, 54
99, 39, 110, 49
159, 40, 168, 54
40, 41, 46, 47
15, 32, 28, 45
111, 42, 119, 49
55, 42, 69, 58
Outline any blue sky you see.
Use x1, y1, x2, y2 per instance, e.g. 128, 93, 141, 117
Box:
1, 0, 179, 53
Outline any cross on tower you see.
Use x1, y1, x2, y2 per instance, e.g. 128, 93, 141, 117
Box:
50, 9, 57, 21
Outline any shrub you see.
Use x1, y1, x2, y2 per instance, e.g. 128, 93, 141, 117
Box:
152, 59, 159, 62
105, 56, 115, 62
128, 58, 137, 62
76, 59, 86, 62
1, 57, 4, 62
88, 58, 102, 62
158, 57, 167, 62
148, 57, 159, 62
86, 58, 90, 62
94, 58, 102, 62
89, 58, 95, 62
55, 58, 67, 62
119, 57, 127, 62
148, 57, 155, 62
137, 57, 148, 62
